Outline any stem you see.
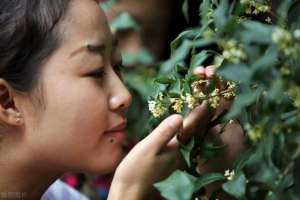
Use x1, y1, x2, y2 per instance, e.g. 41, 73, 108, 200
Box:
197, 87, 236, 101
282, 143, 300, 176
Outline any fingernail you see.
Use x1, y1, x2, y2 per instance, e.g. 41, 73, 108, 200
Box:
193, 67, 205, 75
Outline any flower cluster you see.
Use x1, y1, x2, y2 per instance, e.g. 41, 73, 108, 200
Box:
241, 0, 270, 15
245, 124, 263, 143
287, 86, 300, 108
223, 82, 237, 99
148, 99, 167, 118
272, 28, 300, 59
170, 97, 184, 113
148, 78, 238, 118
221, 40, 247, 64
208, 88, 221, 109
148, 92, 198, 118
224, 169, 235, 180
184, 93, 198, 109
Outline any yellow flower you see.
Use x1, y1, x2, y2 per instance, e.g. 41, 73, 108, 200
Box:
208, 88, 220, 109
191, 80, 208, 93
209, 96, 220, 109
222, 40, 246, 63
170, 98, 184, 113
246, 124, 263, 143
185, 93, 198, 109
280, 65, 291, 75
287, 86, 300, 108
265, 17, 272, 23
242, 0, 270, 15
224, 169, 235, 180
148, 100, 166, 118
223, 82, 237, 99
272, 28, 295, 57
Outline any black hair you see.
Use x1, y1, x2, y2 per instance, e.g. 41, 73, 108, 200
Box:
0, 0, 71, 92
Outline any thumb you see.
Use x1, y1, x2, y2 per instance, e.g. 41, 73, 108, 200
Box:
143, 114, 183, 154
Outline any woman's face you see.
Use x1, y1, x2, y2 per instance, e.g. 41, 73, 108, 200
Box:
23, 0, 132, 174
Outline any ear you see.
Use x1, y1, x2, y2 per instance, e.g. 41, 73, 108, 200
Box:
0, 79, 23, 126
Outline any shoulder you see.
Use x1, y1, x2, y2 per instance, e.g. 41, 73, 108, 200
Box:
41, 180, 89, 200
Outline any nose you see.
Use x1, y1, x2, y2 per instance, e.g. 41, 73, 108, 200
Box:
108, 71, 132, 112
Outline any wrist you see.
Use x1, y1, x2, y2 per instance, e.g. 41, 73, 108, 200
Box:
107, 181, 146, 200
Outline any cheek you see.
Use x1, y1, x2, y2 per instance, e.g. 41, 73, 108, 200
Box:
31, 78, 112, 168
47, 78, 108, 143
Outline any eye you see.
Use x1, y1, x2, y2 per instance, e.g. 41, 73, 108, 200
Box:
86, 68, 106, 79
113, 63, 124, 76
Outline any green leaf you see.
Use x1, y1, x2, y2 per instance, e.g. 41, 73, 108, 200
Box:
190, 51, 210, 70
154, 170, 196, 200
213, 0, 229, 29
251, 45, 279, 72
238, 21, 274, 44
265, 191, 279, 200
122, 48, 154, 65
200, 0, 212, 25
170, 29, 200, 54
175, 64, 188, 74
180, 138, 194, 167
194, 173, 226, 191
168, 93, 181, 98
218, 63, 252, 83
183, 81, 192, 94
234, 148, 255, 171
155, 77, 176, 84
123, 72, 156, 99
226, 88, 262, 119
110, 12, 140, 31
268, 78, 284, 102
169, 78, 182, 94
201, 142, 227, 160
277, 0, 293, 26
222, 171, 247, 199
99, 0, 117, 11
161, 40, 193, 74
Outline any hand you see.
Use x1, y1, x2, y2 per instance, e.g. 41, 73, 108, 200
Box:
108, 114, 184, 199
178, 65, 219, 143
108, 66, 228, 199
109, 100, 213, 199
191, 66, 246, 198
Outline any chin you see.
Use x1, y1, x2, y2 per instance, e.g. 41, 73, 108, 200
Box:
87, 151, 125, 174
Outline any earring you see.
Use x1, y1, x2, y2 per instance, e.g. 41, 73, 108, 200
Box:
16, 118, 21, 123
15, 112, 22, 124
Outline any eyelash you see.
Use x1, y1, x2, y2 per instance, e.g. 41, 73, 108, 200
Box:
87, 64, 123, 79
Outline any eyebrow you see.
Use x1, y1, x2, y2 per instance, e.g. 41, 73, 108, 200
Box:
69, 37, 119, 58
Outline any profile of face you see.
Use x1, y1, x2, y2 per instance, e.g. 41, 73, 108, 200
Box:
17, 0, 132, 174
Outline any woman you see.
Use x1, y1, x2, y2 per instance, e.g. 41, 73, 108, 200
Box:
0, 0, 213, 199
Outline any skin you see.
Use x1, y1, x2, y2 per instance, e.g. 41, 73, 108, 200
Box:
0, 0, 214, 199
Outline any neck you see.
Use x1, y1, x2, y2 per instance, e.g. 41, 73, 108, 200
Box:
0, 137, 62, 200
0, 167, 60, 200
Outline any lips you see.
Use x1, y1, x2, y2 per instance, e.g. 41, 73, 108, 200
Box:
104, 120, 127, 133
103, 120, 127, 141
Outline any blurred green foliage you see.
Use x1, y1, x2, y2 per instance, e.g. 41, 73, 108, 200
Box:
102, 0, 300, 199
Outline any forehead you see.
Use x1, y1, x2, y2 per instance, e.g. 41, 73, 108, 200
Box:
62, 0, 112, 47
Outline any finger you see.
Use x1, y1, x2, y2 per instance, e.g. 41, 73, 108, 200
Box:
178, 102, 213, 143
213, 97, 232, 121
158, 149, 187, 170
193, 66, 206, 78
205, 65, 216, 79
143, 114, 183, 154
